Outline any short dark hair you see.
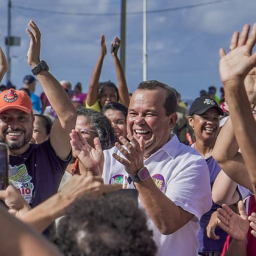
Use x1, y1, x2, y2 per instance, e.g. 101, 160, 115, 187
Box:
33, 114, 53, 135
98, 81, 119, 102
137, 80, 177, 115
19, 88, 31, 98
77, 107, 115, 150
53, 194, 157, 256
101, 102, 128, 118
208, 86, 217, 94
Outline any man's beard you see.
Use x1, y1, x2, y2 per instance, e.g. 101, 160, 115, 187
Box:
0, 129, 33, 150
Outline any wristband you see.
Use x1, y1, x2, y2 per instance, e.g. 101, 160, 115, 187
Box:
127, 167, 150, 184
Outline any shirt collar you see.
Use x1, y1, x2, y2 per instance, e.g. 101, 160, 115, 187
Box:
145, 134, 180, 161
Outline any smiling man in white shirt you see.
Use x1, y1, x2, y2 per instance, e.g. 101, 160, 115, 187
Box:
103, 80, 212, 256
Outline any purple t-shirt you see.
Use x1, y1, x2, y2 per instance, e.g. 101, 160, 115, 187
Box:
198, 156, 228, 252
9, 139, 70, 208
71, 93, 87, 105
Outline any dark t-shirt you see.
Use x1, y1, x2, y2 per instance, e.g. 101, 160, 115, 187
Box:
9, 139, 70, 208
198, 156, 228, 252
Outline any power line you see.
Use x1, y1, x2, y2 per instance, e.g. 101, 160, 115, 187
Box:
13, 0, 229, 17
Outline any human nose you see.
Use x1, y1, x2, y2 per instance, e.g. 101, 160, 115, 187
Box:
134, 115, 145, 125
7, 120, 20, 130
206, 117, 218, 125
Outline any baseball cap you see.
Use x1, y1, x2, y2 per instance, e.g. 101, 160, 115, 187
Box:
0, 89, 33, 114
23, 75, 36, 84
189, 96, 223, 116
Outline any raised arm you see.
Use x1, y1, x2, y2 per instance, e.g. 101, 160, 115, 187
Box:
111, 37, 130, 107
86, 34, 107, 107
212, 117, 253, 190
26, 20, 76, 160
219, 23, 256, 193
0, 47, 8, 83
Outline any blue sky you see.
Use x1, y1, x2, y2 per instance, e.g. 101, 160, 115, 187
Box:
0, 0, 256, 102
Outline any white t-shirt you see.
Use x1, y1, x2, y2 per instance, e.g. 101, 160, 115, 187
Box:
103, 135, 212, 256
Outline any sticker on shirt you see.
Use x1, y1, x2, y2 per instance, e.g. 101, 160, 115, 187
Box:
9, 164, 34, 204
152, 174, 165, 191
109, 174, 128, 189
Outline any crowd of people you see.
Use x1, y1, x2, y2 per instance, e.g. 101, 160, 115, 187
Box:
0, 20, 256, 256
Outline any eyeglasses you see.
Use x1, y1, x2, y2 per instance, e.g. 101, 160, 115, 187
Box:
79, 128, 97, 135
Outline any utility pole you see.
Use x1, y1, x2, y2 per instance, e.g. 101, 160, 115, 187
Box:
143, 0, 147, 81
5, 0, 20, 85
120, 0, 126, 74
7, 0, 11, 83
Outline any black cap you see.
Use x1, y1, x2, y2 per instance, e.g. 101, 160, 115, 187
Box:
189, 96, 224, 116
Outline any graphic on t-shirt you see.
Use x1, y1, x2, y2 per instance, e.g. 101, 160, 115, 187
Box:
152, 174, 165, 191
9, 164, 34, 204
109, 174, 128, 189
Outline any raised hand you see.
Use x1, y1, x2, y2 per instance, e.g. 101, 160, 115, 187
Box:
100, 34, 107, 57
0, 47, 8, 83
111, 37, 121, 57
70, 129, 104, 176
26, 20, 41, 68
113, 134, 145, 176
217, 201, 249, 242
219, 24, 256, 85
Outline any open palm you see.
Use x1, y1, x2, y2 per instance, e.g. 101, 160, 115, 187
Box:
217, 202, 249, 241
219, 24, 256, 85
70, 130, 104, 176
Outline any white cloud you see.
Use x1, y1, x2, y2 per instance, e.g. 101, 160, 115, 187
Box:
184, 0, 256, 35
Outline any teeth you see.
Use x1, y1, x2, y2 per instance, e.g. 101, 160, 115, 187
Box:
135, 130, 148, 134
205, 128, 213, 131
8, 132, 22, 136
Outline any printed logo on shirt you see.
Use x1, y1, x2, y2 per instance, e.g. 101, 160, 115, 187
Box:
152, 174, 165, 191
9, 164, 34, 204
109, 174, 128, 189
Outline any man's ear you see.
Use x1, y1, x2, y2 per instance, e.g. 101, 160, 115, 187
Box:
169, 112, 178, 129
187, 116, 194, 128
